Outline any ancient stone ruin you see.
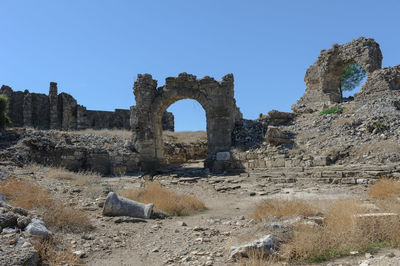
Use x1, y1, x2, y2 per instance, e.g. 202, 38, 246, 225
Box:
292, 37, 383, 113
131, 73, 242, 170
0, 82, 174, 131
2, 36, 400, 266
1, 37, 399, 176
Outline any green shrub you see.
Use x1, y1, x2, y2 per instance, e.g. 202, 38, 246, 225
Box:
0, 95, 11, 130
320, 106, 344, 115
367, 121, 388, 133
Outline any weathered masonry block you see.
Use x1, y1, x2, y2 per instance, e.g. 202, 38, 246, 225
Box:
0, 82, 175, 131
131, 72, 242, 170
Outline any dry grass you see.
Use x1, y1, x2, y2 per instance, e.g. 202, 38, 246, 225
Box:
163, 130, 207, 144
250, 198, 320, 219
119, 181, 206, 216
368, 177, 400, 200
355, 139, 400, 158
280, 199, 400, 262
0, 178, 92, 233
0, 178, 52, 210
239, 249, 280, 266
33, 238, 82, 266
45, 167, 101, 186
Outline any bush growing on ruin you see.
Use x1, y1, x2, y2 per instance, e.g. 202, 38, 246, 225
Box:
339, 63, 367, 98
0, 94, 11, 130
320, 105, 344, 115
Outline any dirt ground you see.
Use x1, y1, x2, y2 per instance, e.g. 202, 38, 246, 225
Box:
3, 160, 400, 266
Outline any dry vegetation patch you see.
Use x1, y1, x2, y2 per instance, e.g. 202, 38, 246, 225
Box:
247, 198, 400, 264
119, 181, 206, 216
368, 177, 400, 200
45, 167, 101, 186
251, 198, 320, 219
163, 130, 207, 144
355, 140, 400, 158
239, 249, 279, 266
33, 238, 82, 266
0, 178, 92, 233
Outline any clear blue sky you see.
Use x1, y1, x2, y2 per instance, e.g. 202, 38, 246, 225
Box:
1, 1, 399, 131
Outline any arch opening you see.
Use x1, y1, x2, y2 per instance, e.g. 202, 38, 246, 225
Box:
338, 63, 367, 101
156, 98, 208, 165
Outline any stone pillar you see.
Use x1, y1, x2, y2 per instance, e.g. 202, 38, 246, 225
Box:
131, 74, 159, 170
49, 82, 60, 129
59, 93, 78, 130
23, 93, 33, 128
77, 105, 88, 129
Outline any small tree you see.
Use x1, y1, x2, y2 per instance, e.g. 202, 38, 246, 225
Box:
339, 64, 366, 99
0, 94, 11, 130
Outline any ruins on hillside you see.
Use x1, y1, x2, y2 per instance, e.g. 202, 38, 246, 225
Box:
292, 37, 383, 113
0, 37, 399, 175
0, 83, 175, 131
131, 73, 242, 170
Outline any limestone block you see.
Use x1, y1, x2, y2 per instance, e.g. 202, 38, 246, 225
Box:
255, 159, 266, 168
271, 158, 285, 168
264, 158, 272, 168
265, 126, 291, 145
285, 159, 293, 168
313, 156, 329, 166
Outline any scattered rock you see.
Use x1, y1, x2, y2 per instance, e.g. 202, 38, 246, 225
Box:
178, 221, 187, 226
25, 219, 52, 239
17, 216, 31, 229
265, 126, 291, 145
0, 213, 18, 228
230, 234, 278, 259
74, 250, 87, 258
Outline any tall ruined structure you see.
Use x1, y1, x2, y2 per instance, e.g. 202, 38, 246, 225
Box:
0, 82, 175, 131
292, 37, 383, 113
131, 72, 242, 170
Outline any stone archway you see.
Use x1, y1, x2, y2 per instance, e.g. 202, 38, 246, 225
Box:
293, 37, 383, 112
131, 72, 242, 170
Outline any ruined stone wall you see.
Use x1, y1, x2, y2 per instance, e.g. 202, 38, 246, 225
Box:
0, 82, 175, 131
0, 86, 51, 129
293, 37, 383, 113
162, 111, 175, 132
83, 110, 130, 130
0, 86, 24, 127
29, 93, 50, 129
